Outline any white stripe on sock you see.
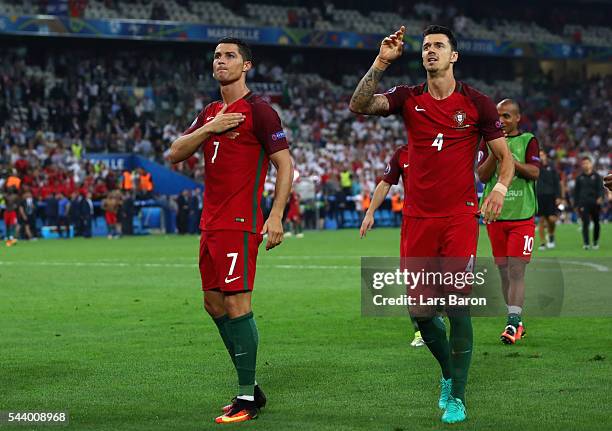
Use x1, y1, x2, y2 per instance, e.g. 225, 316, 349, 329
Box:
237, 395, 255, 402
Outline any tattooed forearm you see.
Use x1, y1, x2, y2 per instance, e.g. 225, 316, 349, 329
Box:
349, 66, 388, 115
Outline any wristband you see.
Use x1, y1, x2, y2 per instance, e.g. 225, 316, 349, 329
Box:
492, 182, 508, 197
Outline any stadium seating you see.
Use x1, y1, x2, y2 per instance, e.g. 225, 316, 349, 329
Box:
1, 0, 610, 47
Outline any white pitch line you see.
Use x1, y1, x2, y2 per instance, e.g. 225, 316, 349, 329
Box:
558, 260, 609, 272
0, 261, 357, 270
95, 255, 364, 262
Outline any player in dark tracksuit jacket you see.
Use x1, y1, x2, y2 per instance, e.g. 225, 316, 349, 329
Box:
574, 157, 604, 249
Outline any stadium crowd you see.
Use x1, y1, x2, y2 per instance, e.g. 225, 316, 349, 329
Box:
1, 42, 610, 239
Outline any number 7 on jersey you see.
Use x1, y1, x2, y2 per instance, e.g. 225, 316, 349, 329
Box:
211, 141, 220, 163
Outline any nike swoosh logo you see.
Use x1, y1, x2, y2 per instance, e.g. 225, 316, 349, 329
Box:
415, 106, 426, 112
451, 349, 472, 354
403, 163, 409, 168
206, 116, 215, 121
225, 276, 241, 284
235, 352, 247, 357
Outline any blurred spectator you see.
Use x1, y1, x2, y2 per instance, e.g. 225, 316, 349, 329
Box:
102, 191, 121, 239
176, 189, 190, 234
18, 190, 37, 239
68, 191, 82, 236
81, 191, 94, 238
188, 189, 200, 234
45, 192, 59, 227
120, 190, 135, 236
391, 192, 402, 227
4, 188, 19, 245
58, 193, 70, 238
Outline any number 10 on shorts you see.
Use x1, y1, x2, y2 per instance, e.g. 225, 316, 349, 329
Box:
523, 235, 534, 255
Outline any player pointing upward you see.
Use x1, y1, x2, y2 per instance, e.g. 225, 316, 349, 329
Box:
350, 25, 514, 423
170, 37, 293, 424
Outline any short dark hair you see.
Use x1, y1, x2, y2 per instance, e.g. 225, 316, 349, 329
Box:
422, 25, 458, 52
216, 37, 253, 63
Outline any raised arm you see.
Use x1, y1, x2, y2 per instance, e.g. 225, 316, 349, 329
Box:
349, 26, 405, 115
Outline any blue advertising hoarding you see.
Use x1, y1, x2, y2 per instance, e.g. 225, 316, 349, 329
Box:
0, 14, 610, 61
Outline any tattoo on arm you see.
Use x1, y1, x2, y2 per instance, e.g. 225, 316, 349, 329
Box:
350, 66, 389, 115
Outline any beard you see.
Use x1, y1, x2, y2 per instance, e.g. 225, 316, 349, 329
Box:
424, 60, 451, 75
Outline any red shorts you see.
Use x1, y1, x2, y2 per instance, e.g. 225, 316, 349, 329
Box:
486, 217, 535, 265
400, 214, 479, 297
286, 209, 301, 222
199, 230, 263, 292
3, 210, 17, 226
105, 211, 117, 225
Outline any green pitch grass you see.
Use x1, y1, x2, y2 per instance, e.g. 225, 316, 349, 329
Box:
1, 224, 611, 430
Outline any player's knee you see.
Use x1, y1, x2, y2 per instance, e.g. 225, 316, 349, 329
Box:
507, 263, 525, 281
224, 292, 252, 318
203, 295, 225, 317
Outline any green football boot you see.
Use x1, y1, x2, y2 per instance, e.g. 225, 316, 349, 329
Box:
438, 377, 452, 410
441, 397, 467, 424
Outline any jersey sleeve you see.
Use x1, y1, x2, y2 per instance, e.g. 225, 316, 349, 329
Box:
382, 85, 412, 116
182, 108, 207, 135
382, 148, 401, 185
525, 136, 541, 168
251, 102, 290, 155
470, 93, 504, 142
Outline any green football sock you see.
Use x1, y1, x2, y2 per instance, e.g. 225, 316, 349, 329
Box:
213, 314, 236, 368
229, 312, 259, 397
416, 316, 451, 379
448, 312, 473, 404
507, 313, 521, 327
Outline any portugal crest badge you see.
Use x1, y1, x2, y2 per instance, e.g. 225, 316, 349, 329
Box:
454, 110, 467, 128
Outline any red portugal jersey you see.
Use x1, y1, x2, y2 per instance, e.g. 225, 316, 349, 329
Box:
382, 145, 410, 213
183, 92, 289, 233
383, 81, 504, 217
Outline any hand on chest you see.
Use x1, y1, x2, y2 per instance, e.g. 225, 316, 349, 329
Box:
203, 108, 252, 163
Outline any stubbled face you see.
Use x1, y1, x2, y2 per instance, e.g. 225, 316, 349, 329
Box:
497, 102, 520, 135
422, 34, 457, 74
581, 158, 592, 173
213, 43, 251, 85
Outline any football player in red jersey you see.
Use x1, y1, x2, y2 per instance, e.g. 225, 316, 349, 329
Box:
169, 37, 293, 424
360, 145, 424, 348
350, 25, 514, 423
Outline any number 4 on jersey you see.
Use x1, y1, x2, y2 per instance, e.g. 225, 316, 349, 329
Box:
432, 133, 444, 151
